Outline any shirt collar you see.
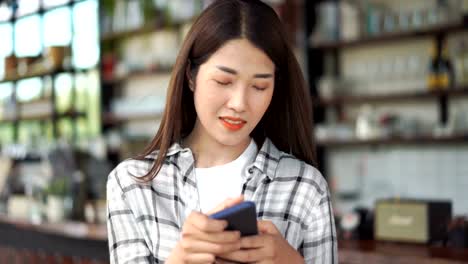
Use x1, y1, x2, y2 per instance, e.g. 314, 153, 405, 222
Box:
157, 137, 284, 181
250, 137, 282, 180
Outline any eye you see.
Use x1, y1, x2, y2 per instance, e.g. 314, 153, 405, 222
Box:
253, 85, 267, 91
214, 80, 231, 86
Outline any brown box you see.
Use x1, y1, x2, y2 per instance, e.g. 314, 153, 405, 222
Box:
375, 199, 452, 244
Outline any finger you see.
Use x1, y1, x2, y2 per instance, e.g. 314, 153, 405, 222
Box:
215, 258, 239, 264
239, 234, 268, 249
215, 258, 232, 264
185, 211, 228, 233
190, 229, 241, 244
207, 196, 244, 215
181, 238, 241, 255
218, 248, 269, 263
258, 220, 280, 235
183, 253, 216, 264
252, 260, 275, 264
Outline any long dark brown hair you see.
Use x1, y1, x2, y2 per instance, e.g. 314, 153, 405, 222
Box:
136, 0, 316, 181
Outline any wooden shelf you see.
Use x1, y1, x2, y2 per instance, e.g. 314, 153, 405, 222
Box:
101, 21, 188, 42
317, 134, 468, 147
102, 112, 163, 125
102, 67, 173, 86
0, 68, 63, 84
316, 88, 468, 106
101, 26, 159, 42
310, 23, 465, 49
0, 111, 85, 123
0, 67, 92, 84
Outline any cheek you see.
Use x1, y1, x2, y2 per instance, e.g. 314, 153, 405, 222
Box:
193, 84, 225, 113
250, 90, 273, 118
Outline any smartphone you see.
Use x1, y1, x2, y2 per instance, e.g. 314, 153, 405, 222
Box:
209, 201, 258, 237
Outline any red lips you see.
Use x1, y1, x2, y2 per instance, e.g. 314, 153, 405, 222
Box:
219, 116, 246, 131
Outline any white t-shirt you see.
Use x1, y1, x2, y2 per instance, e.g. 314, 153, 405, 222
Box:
195, 139, 258, 213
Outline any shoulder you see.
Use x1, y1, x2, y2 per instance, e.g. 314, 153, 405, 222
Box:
259, 138, 329, 200
275, 152, 329, 201
107, 142, 184, 190
107, 156, 156, 190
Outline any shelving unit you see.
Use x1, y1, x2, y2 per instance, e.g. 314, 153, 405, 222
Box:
0, 66, 92, 84
304, 3, 468, 250
0, 0, 87, 24
315, 87, 468, 106
101, 67, 173, 86
99, 23, 181, 131
100, 26, 159, 43
0, 66, 91, 136
309, 20, 468, 125
1, 67, 60, 84
100, 22, 185, 43
0, 1, 99, 143
303, 4, 468, 258
101, 111, 163, 126
97, 1, 206, 164
1, 70, 89, 140
310, 22, 466, 50
305, 1, 468, 173
100, 23, 182, 134
317, 134, 468, 147
0, 2, 105, 260
0, 110, 84, 123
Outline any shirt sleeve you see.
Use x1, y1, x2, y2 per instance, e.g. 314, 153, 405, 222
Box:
302, 187, 338, 264
107, 168, 153, 264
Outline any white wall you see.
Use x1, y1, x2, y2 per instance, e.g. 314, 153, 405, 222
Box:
328, 145, 468, 216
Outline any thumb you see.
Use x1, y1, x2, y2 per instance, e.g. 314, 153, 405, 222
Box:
207, 196, 244, 215
258, 220, 280, 235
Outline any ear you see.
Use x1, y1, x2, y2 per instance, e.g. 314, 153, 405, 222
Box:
186, 60, 195, 92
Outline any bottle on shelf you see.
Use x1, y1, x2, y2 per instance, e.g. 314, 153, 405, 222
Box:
427, 40, 440, 91
438, 39, 454, 89
427, 39, 455, 91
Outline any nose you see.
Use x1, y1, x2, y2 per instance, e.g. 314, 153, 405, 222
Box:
226, 85, 247, 112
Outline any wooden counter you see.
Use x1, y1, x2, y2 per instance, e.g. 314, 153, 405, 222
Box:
4, 217, 468, 263
0, 215, 107, 241
0, 215, 108, 263
339, 240, 468, 264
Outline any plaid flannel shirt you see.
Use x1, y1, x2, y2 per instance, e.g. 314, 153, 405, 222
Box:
107, 138, 337, 263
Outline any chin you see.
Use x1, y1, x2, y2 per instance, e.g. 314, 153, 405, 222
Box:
214, 132, 250, 147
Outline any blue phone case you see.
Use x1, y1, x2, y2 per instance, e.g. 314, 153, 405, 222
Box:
209, 201, 258, 236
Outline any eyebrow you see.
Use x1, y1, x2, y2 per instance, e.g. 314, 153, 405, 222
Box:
216, 65, 273, 79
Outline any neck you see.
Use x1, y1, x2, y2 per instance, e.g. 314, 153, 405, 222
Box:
183, 123, 251, 168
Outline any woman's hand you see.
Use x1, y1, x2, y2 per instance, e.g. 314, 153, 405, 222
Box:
217, 220, 305, 264
166, 197, 244, 264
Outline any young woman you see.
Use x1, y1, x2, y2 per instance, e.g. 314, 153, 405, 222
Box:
106, 0, 337, 263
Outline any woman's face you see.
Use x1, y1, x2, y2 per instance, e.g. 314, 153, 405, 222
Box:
191, 38, 275, 147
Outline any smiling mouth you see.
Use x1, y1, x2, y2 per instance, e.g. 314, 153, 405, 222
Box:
219, 117, 246, 131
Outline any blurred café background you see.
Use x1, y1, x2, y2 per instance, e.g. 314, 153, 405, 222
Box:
0, 0, 467, 263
